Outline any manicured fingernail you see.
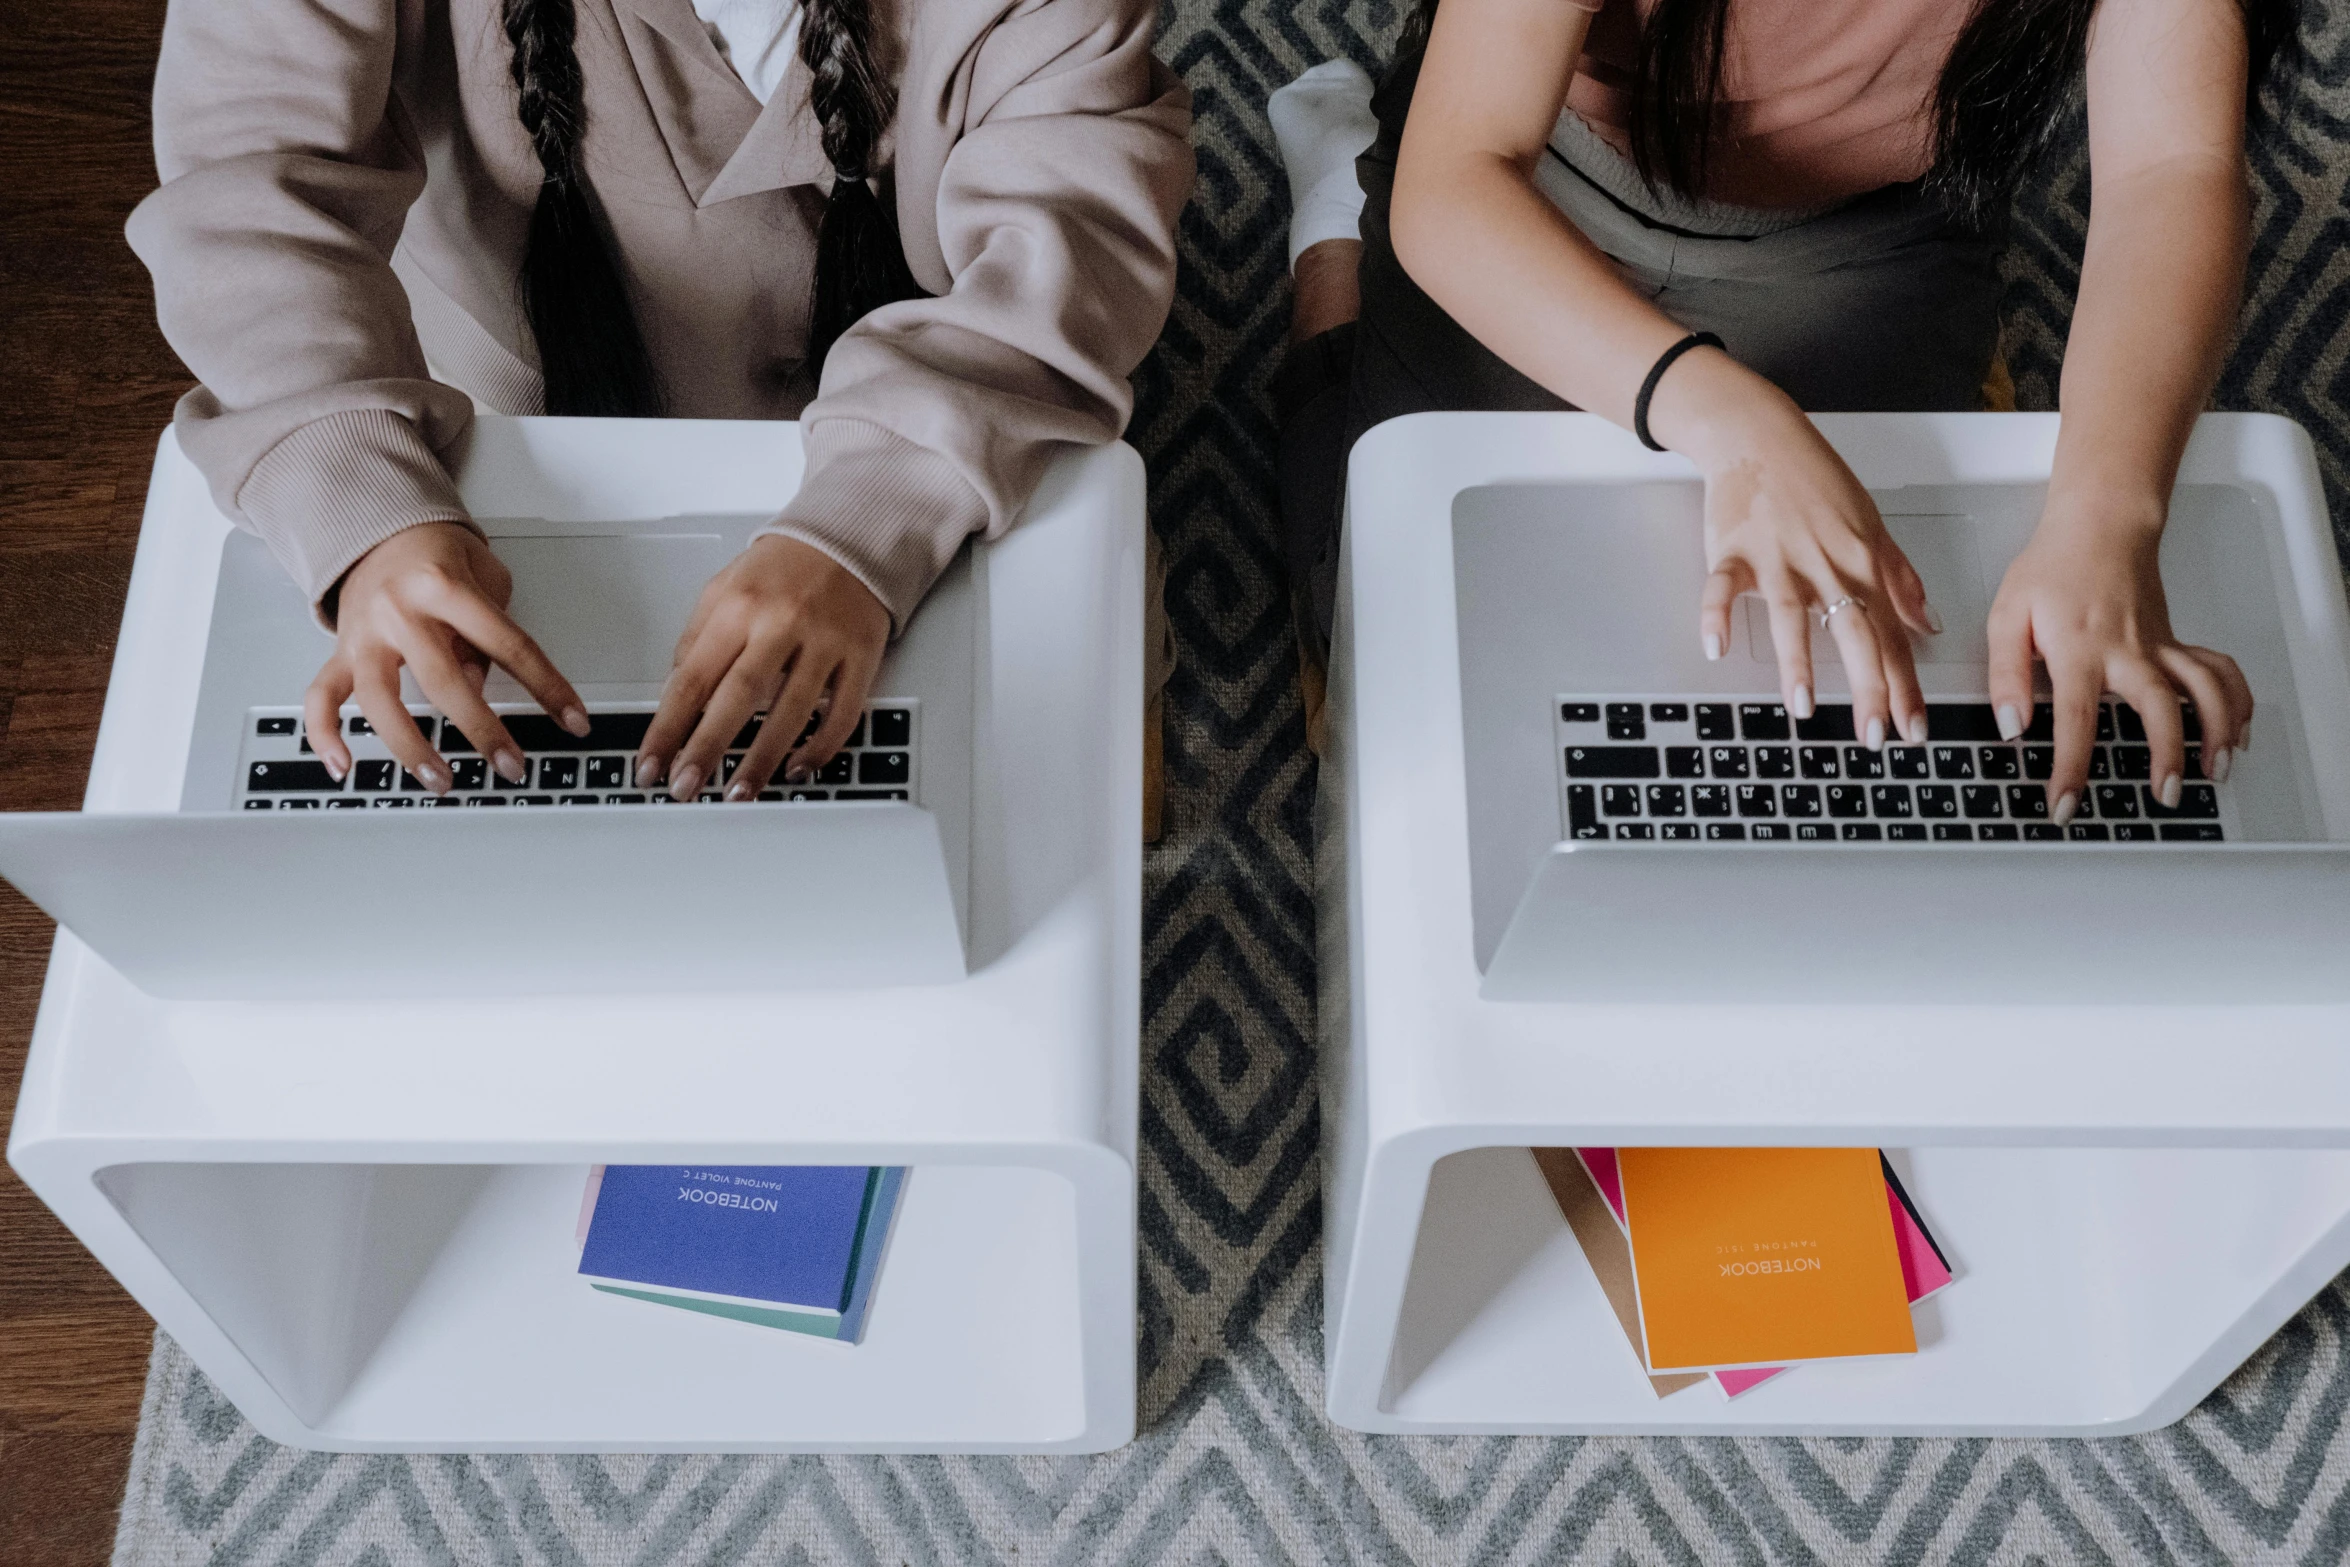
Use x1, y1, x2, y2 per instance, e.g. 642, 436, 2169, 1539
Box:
1996, 704, 2023, 741
784, 764, 811, 785
2160, 773, 2183, 809
727, 781, 754, 802
417, 761, 450, 794
2238, 721, 2252, 753
1924, 605, 1946, 636
324, 758, 346, 781
494, 748, 525, 783
1902, 710, 1928, 744
1703, 633, 1723, 662
1791, 683, 1815, 720
1865, 716, 1886, 752
635, 754, 663, 786
2211, 746, 2233, 784
562, 706, 591, 737
670, 764, 702, 801
2054, 790, 2078, 826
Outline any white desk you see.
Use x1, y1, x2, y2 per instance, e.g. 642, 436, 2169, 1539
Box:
1319, 411, 2350, 1436
6, 417, 1145, 1453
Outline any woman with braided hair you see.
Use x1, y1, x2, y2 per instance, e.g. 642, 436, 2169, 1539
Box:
131, 0, 1190, 801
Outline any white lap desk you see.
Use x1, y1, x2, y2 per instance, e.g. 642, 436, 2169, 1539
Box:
6, 417, 1144, 1453
1320, 412, 2350, 1437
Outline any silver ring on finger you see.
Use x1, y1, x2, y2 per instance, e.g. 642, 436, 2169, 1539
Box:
1816, 595, 1865, 630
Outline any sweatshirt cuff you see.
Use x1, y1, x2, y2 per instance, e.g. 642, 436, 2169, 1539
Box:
236, 406, 477, 615
759, 420, 991, 633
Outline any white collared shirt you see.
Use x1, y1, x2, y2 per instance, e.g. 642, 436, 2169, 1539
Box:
693, 0, 802, 105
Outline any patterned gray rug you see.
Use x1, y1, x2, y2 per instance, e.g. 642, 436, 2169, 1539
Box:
107, 0, 2350, 1561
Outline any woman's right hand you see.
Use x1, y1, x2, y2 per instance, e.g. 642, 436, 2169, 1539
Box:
304, 521, 589, 791
1648, 349, 1940, 749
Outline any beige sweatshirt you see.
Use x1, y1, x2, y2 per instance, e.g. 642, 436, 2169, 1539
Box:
128, 0, 1193, 628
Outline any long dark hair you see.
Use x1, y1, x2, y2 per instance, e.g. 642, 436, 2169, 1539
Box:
499, 0, 924, 417
1403, 0, 2299, 228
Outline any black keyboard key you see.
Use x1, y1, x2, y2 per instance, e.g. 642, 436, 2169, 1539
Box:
353, 759, 396, 792
2145, 783, 2220, 820
1794, 704, 1856, 742
2116, 704, 2148, 742
2087, 749, 2111, 780
1739, 703, 1791, 740
789, 789, 832, 801
1735, 784, 1778, 818
255, 716, 297, 736
494, 759, 536, 789
369, 796, 415, 809
1930, 746, 1976, 779
758, 790, 786, 802
816, 752, 855, 785
2024, 704, 2056, 742
247, 760, 342, 792
1781, 784, 1822, 818
1886, 822, 1927, 841
450, 757, 488, 791
1841, 823, 1884, 841
1695, 704, 1736, 741
858, 752, 910, 785
839, 789, 910, 801
2111, 745, 2151, 781
1825, 785, 1870, 819
561, 794, 602, 806
510, 795, 557, 807
869, 708, 913, 748
1750, 822, 1791, 841
1567, 784, 1601, 839
1931, 823, 1974, 842
1887, 747, 1929, 780
1614, 822, 1656, 840
609, 793, 648, 805
1560, 702, 1600, 723
2024, 746, 2054, 780
2025, 823, 2065, 841
1917, 785, 1958, 819
1565, 746, 1661, 779
1926, 704, 2003, 741
347, 714, 373, 735
1691, 785, 1732, 817
1708, 747, 1750, 780
1961, 785, 2004, 819
495, 715, 576, 752
2095, 706, 2117, 742
585, 756, 628, 789
2113, 822, 2156, 842
326, 797, 367, 809
242, 798, 275, 810
1871, 784, 1914, 818
1794, 822, 1833, 841
1976, 747, 2020, 781
1799, 746, 1841, 780
537, 756, 581, 790
1660, 822, 1700, 842
846, 715, 867, 748
1705, 822, 1747, 841
281, 798, 322, 809
2094, 784, 2140, 819
1754, 746, 1795, 779
731, 717, 764, 750
1842, 746, 1884, 780
1601, 784, 1643, 816
1648, 702, 1688, 723
2069, 822, 2109, 841
1605, 703, 1646, 741
467, 796, 508, 807
2160, 823, 2224, 841
2006, 785, 2048, 820
1666, 746, 1707, 778
721, 754, 745, 782
1646, 784, 1687, 817
2185, 746, 2205, 781
1978, 824, 2020, 841
578, 712, 654, 751
2181, 704, 2203, 743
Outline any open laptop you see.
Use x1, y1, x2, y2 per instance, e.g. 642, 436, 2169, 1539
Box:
1450, 477, 2350, 1003
0, 514, 977, 1000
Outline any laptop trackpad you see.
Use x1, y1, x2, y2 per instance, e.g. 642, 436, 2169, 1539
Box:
491, 534, 733, 686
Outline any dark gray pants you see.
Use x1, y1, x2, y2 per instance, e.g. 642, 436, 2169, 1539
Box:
1280, 46, 2006, 651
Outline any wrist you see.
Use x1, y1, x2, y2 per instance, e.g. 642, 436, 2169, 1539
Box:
2040, 474, 2168, 547
1642, 350, 1803, 472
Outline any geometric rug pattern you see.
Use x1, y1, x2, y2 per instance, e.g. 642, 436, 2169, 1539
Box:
109, 0, 2350, 1559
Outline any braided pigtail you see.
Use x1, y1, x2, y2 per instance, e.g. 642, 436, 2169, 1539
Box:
799, 0, 925, 374
503, 0, 666, 415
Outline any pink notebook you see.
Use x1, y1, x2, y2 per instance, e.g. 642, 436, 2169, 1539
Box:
1573, 1148, 1953, 1398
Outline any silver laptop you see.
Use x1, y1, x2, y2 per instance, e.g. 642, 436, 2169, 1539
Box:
1451, 480, 2350, 1003
0, 516, 977, 999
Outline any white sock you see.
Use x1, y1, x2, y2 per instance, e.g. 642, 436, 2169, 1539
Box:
1268, 59, 1378, 270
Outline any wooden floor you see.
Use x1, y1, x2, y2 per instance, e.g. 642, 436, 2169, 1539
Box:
0, 2, 193, 1561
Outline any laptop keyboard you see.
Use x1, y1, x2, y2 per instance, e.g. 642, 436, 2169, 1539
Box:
236, 703, 918, 810
1555, 695, 2236, 844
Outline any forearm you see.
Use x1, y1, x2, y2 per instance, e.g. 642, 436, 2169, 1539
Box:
2047, 159, 2249, 532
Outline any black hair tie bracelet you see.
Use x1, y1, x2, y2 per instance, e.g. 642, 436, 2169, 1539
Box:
1633, 331, 1726, 453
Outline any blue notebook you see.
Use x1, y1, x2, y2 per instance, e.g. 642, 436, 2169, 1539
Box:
578, 1164, 906, 1341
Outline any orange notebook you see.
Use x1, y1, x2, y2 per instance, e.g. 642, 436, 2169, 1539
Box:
1620, 1146, 1916, 1373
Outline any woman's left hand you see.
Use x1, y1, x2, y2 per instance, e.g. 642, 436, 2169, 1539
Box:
1986, 493, 2253, 824
638, 535, 891, 801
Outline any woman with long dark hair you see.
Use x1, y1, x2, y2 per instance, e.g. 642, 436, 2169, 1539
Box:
1272, 0, 2292, 819
131, 0, 1190, 800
